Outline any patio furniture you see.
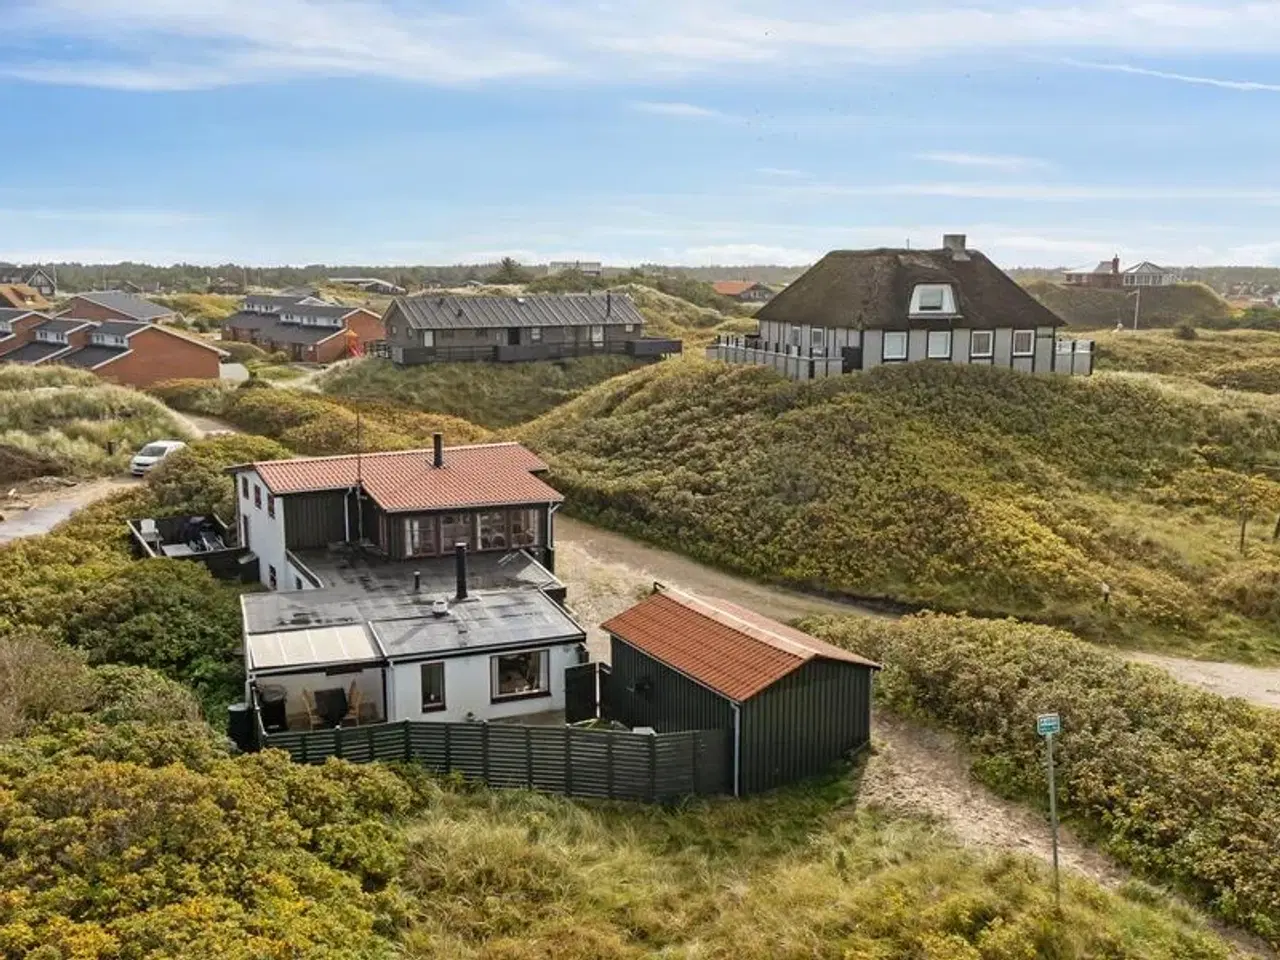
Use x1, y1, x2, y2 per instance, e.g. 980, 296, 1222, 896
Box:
301, 689, 321, 730
312, 687, 349, 728
257, 685, 288, 733
342, 682, 364, 726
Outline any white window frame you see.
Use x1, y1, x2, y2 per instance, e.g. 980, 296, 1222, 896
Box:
490, 649, 551, 701
810, 328, 825, 355
421, 330, 435, 348
1012, 329, 1035, 357
404, 517, 437, 558
420, 661, 446, 712
529, 326, 542, 342
623, 323, 635, 334
882, 330, 908, 361
926, 329, 952, 360
970, 330, 994, 359
918, 287, 946, 311
589, 324, 604, 345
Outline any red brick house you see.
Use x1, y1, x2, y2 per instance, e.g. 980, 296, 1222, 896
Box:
0, 315, 225, 386
222, 294, 383, 362
712, 280, 775, 303
59, 290, 177, 324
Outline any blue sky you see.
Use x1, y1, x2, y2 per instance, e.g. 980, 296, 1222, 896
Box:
3, 0, 1280, 267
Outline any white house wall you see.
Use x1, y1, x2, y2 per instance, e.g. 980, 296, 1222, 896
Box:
387, 642, 580, 723
240, 468, 288, 590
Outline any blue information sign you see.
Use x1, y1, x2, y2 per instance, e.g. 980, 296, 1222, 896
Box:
1036, 713, 1061, 737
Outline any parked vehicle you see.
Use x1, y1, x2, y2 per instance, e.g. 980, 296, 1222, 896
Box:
130, 440, 186, 476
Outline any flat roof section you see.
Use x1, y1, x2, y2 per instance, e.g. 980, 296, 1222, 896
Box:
241, 548, 562, 635
373, 589, 586, 661
247, 623, 380, 672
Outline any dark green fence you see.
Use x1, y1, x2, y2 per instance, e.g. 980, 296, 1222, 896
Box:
260, 720, 729, 803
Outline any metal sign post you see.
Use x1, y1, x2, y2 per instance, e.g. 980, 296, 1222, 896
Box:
1036, 712, 1062, 907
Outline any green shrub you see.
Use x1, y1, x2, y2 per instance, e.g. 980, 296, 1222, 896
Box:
1173, 321, 1198, 340
1202, 356, 1280, 394
148, 433, 293, 519
148, 377, 235, 416
217, 341, 270, 364
805, 612, 1280, 940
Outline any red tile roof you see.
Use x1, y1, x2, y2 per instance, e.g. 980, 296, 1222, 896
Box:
245, 442, 562, 513
601, 588, 878, 702
712, 280, 758, 297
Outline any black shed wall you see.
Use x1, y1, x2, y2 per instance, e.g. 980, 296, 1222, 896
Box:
608, 636, 734, 736
283, 491, 347, 549
739, 659, 873, 794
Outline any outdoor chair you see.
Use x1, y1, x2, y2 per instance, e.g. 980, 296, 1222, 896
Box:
342, 682, 364, 726
301, 689, 321, 730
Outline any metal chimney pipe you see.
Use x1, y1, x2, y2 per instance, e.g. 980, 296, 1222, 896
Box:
433, 432, 444, 468
414, 570, 421, 592
606, 290, 612, 316
454, 542, 468, 600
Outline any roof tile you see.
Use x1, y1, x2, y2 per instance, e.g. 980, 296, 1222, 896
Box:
601, 589, 878, 702
247, 442, 562, 513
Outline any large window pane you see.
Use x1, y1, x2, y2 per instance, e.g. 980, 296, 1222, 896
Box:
405, 517, 437, 558
510, 509, 539, 547
478, 511, 509, 551
883, 331, 908, 361
926, 330, 952, 359
440, 513, 472, 551
491, 650, 549, 700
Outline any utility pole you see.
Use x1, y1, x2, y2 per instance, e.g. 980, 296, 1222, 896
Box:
1132, 286, 1142, 330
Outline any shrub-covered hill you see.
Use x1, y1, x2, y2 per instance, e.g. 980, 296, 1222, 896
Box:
0, 366, 189, 483
521, 358, 1280, 661
1092, 328, 1280, 378
1024, 280, 1233, 328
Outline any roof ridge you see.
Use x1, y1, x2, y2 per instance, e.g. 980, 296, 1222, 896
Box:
243, 440, 526, 469
660, 588, 814, 662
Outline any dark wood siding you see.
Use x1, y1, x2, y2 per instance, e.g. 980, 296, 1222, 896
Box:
283, 491, 347, 549
739, 659, 873, 794
608, 635, 734, 735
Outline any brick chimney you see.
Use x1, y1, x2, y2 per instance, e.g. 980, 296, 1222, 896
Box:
1112, 255, 1120, 276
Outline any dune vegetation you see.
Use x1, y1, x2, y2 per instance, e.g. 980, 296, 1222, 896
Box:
0, 366, 189, 483
1024, 280, 1233, 328
808, 612, 1280, 941
521, 357, 1280, 662
150, 379, 489, 453
1092, 328, 1280, 378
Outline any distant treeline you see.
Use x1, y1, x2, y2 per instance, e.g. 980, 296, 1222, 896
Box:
1009, 265, 1280, 295
0, 260, 807, 294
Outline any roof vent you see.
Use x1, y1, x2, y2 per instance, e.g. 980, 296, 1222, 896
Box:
455, 306, 464, 318
431, 598, 449, 617
943, 234, 970, 261
516, 296, 526, 305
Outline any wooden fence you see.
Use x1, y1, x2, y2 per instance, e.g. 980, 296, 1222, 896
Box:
260, 720, 729, 803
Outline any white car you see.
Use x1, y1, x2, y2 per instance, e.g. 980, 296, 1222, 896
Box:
130, 440, 187, 476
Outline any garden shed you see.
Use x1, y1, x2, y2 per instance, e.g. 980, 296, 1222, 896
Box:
601, 586, 879, 795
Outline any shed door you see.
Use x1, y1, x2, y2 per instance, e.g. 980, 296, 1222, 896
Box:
564, 661, 599, 724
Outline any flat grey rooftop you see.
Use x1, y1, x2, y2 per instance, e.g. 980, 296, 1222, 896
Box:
373, 590, 585, 661
242, 547, 561, 635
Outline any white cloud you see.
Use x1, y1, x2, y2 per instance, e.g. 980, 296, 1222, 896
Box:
770, 181, 1280, 203
676, 243, 819, 264
631, 101, 727, 119
1063, 59, 1280, 92
756, 167, 807, 178
9, 1, 1280, 90
917, 152, 1050, 172
0, 207, 205, 226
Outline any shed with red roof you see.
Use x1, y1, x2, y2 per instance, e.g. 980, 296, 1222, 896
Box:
601, 586, 878, 795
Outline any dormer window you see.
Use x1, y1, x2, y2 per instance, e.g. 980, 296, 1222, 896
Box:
36, 329, 66, 344
91, 333, 129, 347
0, 321, 10, 335
909, 284, 958, 317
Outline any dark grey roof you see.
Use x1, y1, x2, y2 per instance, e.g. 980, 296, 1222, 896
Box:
35, 317, 94, 335
244, 293, 317, 309
373, 590, 585, 661
241, 550, 562, 635
279, 303, 360, 321
96, 320, 150, 337
0, 341, 70, 364
391, 293, 645, 331
0, 308, 39, 323
64, 290, 172, 322
222, 311, 348, 346
757, 247, 1065, 331
59, 345, 130, 368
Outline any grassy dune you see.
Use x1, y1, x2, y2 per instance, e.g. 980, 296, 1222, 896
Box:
521, 357, 1280, 662
0, 366, 188, 483
1025, 280, 1233, 328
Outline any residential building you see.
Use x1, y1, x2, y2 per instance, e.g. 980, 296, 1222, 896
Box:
712, 280, 775, 303
328, 277, 407, 295
379, 292, 681, 365
547, 261, 604, 277
1122, 261, 1178, 287
708, 234, 1093, 381
1064, 257, 1122, 288
0, 267, 56, 298
232, 437, 586, 732
0, 284, 52, 312
222, 293, 383, 362
59, 290, 176, 324
0, 315, 225, 385
602, 586, 879, 795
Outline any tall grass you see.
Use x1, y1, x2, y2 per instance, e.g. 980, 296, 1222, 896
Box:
0, 369, 188, 480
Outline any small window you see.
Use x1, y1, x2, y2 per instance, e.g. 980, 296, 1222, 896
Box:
926, 329, 952, 359
421, 662, 446, 711
883, 331, 908, 361
241, 476, 249, 498
267, 495, 275, 519
294, 577, 302, 591
917, 286, 946, 311
529, 326, 542, 342
491, 650, 550, 700
810, 328, 824, 352
389, 324, 397, 336
254, 485, 262, 509
421, 330, 435, 348
788, 327, 802, 347
268, 565, 277, 590
623, 323, 635, 334
589, 324, 604, 345
970, 330, 994, 358
1012, 329, 1035, 356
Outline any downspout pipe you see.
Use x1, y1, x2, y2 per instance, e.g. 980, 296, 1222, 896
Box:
731, 702, 742, 797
